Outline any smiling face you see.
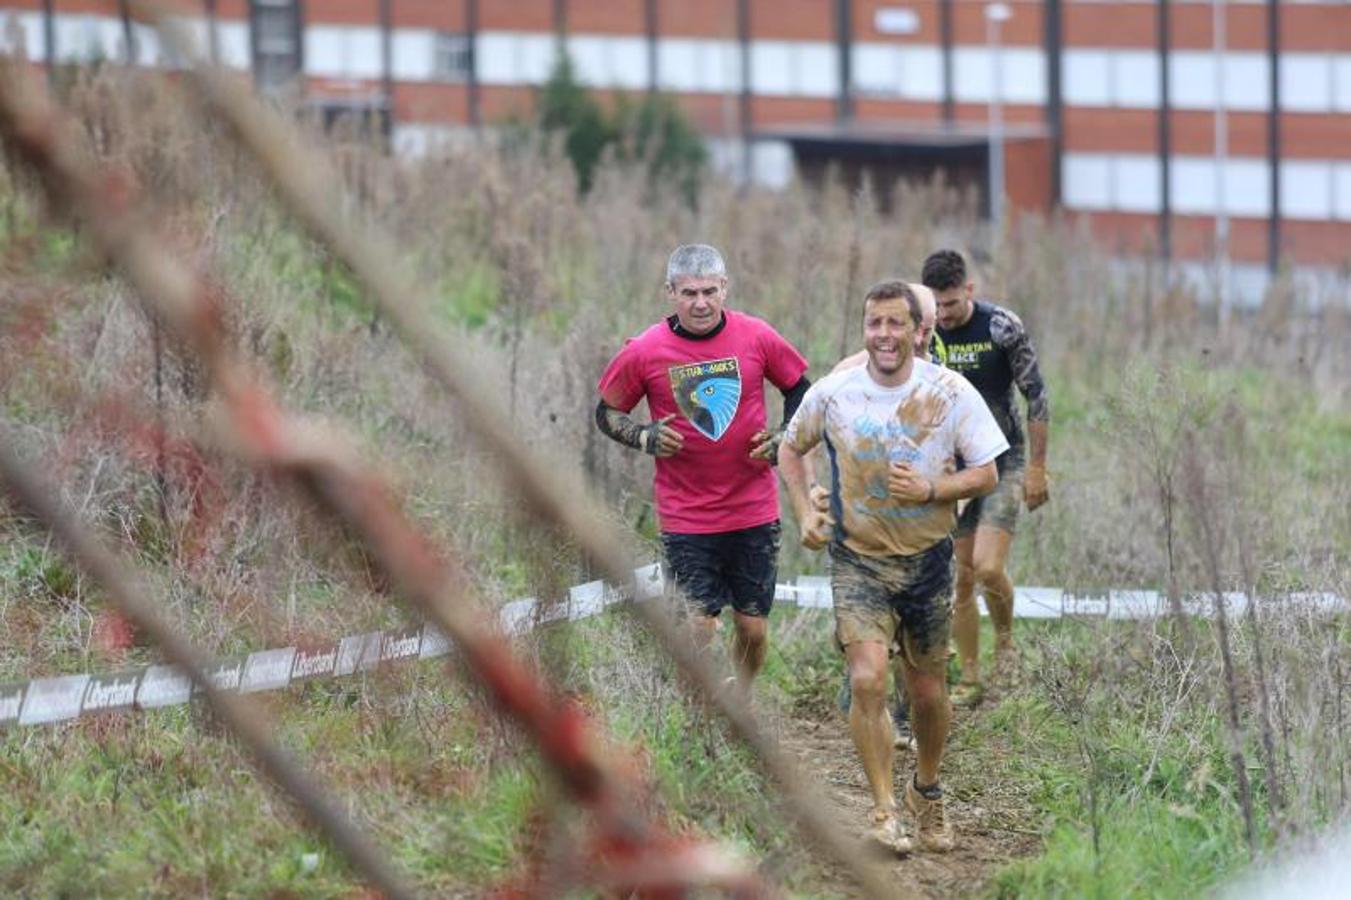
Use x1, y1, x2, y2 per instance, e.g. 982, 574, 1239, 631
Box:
863, 295, 917, 384
667, 274, 727, 335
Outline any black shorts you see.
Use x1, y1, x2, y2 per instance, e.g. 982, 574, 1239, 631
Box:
661, 521, 781, 619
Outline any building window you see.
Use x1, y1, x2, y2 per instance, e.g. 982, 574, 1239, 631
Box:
432, 32, 472, 83
251, 0, 303, 94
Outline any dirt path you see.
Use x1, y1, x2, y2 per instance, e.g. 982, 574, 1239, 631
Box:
777, 697, 1044, 898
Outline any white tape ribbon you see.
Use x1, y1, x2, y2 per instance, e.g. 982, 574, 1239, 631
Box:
0, 566, 1342, 729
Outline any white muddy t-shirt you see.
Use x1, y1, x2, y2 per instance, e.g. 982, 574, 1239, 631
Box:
784, 358, 1009, 557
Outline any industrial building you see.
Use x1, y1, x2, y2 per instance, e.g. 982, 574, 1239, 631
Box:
2, 0, 1347, 303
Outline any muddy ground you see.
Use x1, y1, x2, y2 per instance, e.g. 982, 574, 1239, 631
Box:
777, 690, 1045, 898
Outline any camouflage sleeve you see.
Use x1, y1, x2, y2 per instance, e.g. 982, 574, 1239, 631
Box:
594, 400, 661, 455
990, 308, 1049, 423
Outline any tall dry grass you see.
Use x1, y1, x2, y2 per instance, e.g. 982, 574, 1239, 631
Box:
1, 66, 1347, 882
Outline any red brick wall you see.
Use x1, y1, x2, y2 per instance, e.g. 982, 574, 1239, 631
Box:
1064, 3, 1155, 48
952, 0, 1043, 47
671, 92, 742, 133
1007, 136, 1052, 214
1171, 215, 1267, 261
393, 81, 469, 122
952, 102, 1047, 126
1168, 5, 1269, 52
569, 0, 643, 35
652, 0, 737, 39
389, 1, 467, 31
47, 0, 120, 13
305, 0, 380, 26
1280, 115, 1351, 160
1080, 212, 1351, 268
1073, 210, 1160, 256
1167, 111, 1268, 157
479, 0, 551, 32
1058, 109, 1347, 161
750, 95, 835, 126
853, 97, 945, 121
1064, 108, 1158, 153
478, 83, 536, 120
1278, 221, 1351, 267
1283, 5, 1351, 52
749, 0, 831, 41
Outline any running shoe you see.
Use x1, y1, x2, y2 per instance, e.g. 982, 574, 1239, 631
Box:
867, 808, 914, 856
905, 777, 955, 853
993, 644, 1022, 688
893, 717, 917, 752
950, 681, 985, 708
891, 697, 915, 750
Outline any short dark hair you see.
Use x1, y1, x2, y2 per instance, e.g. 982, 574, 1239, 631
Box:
921, 249, 967, 292
863, 279, 921, 327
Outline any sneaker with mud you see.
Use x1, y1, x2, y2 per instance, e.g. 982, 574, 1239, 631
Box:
993, 644, 1021, 688
891, 698, 917, 751
892, 717, 917, 752
866, 808, 913, 856
950, 681, 985, 708
905, 777, 955, 852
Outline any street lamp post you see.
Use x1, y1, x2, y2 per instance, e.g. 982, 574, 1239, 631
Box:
1213, 0, 1230, 319
986, 3, 1011, 229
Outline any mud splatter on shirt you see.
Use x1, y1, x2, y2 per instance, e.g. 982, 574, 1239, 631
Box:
785, 359, 1008, 557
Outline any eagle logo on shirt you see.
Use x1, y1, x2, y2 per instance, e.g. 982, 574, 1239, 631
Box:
668, 357, 742, 441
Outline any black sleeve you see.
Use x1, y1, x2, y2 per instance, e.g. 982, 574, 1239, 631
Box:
778, 375, 811, 428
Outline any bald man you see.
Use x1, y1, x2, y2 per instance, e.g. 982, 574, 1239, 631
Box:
808, 282, 939, 752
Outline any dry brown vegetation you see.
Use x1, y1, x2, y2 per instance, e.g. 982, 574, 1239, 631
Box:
1, 66, 1348, 895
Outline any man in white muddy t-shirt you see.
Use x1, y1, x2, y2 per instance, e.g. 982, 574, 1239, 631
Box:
778, 279, 1008, 856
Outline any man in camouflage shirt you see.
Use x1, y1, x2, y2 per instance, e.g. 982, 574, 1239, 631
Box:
924, 250, 1050, 706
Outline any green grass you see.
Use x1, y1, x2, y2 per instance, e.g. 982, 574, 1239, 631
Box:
966, 617, 1294, 899
3, 83, 1347, 895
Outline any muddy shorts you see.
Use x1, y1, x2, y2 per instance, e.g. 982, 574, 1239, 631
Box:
661, 521, 780, 619
956, 458, 1024, 538
829, 538, 954, 677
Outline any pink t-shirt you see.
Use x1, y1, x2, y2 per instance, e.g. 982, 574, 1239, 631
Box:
598, 310, 809, 534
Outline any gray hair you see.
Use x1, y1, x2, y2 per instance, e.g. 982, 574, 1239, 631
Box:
666, 244, 727, 286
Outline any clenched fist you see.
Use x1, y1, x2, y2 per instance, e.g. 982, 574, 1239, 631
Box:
888, 462, 933, 505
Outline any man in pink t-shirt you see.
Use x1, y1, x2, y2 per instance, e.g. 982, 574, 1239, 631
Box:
595, 244, 810, 690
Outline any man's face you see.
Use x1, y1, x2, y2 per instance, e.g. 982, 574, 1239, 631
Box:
934, 281, 975, 330
667, 275, 727, 335
863, 296, 916, 376
910, 284, 937, 357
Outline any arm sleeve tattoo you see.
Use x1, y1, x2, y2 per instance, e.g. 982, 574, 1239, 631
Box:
595, 400, 662, 455
990, 309, 1049, 423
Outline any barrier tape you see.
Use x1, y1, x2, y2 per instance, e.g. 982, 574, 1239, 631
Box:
3, 563, 1342, 730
